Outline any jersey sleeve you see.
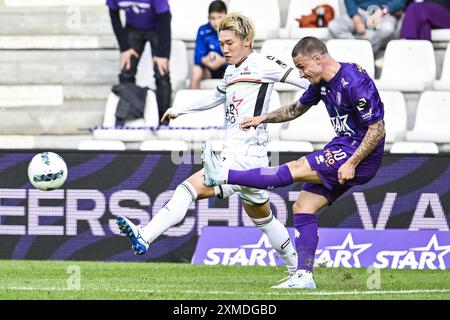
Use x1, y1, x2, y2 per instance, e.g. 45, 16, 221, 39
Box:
299, 84, 321, 106
153, 0, 170, 14
349, 78, 384, 127
106, 0, 119, 10
260, 55, 309, 89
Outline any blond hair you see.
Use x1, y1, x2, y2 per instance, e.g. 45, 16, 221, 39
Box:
218, 12, 255, 43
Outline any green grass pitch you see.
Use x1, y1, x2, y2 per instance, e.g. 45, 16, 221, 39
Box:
0, 260, 449, 300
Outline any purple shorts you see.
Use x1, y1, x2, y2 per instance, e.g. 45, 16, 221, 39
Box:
302, 140, 382, 204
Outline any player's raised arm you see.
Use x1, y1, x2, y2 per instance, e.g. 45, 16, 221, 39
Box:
239, 100, 312, 131
161, 84, 226, 122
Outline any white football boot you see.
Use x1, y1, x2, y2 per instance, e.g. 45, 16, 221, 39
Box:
116, 216, 149, 255
201, 141, 228, 187
271, 270, 317, 289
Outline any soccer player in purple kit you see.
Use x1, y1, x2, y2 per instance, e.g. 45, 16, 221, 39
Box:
202, 36, 386, 289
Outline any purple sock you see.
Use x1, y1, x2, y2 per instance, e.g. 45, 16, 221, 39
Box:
294, 213, 319, 272
227, 164, 293, 190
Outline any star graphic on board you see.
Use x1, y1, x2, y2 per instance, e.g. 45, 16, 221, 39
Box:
324, 233, 372, 267
410, 234, 450, 270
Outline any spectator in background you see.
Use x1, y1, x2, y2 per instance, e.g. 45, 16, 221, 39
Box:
107, 0, 172, 125
400, 0, 450, 40
189, 0, 228, 89
328, 0, 407, 53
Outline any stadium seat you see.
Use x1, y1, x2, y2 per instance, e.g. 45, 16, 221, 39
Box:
140, 139, 189, 151
91, 89, 159, 142
136, 40, 188, 91
0, 85, 63, 107
260, 39, 301, 91
78, 140, 126, 150
4, 0, 104, 6
376, 40, 436, 92
390, 141, 439, 154
280, 90, 335, 143
326, 39, 375, 78
379, 91, 407, 143
405, 91, 450, 143
199, 79, 221, 90
279, 0, 342, 39
169, 0, 213, 41
228, 0, 281, 40
434, 42, 450, 90
156, 89, 225, 141
0, 135, 35, 149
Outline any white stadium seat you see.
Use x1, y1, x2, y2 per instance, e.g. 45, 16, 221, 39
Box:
0, 85, 63, 107
390, 141, 439, 154
169, 0, 214, 41
140, 139, 189, 151
379, 91, 407, 143
92, 89, 159, 142
376, 40, 436, 92
280, 90, 335, 143
260, 39, 300, 91
228, 0, 280, 40
405, 91, 450, 143
326, 39, 375, 78
0, 135, 35, 149
78, 140, 126, 150
279, 0, 341, 39
434, 42, 450, 90
156, 89, 225, 141
136, 40, 188, 91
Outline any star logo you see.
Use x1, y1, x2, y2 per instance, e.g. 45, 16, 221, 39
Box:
410, 235, 450, 270
241, 234, 272, 249
330, 114, 355, 135
322, 233, 372, 267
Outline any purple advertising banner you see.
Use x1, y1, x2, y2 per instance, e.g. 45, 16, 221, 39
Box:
192, 227, 450, 270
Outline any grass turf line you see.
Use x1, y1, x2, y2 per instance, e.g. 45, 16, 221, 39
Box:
0, 260, 449, 300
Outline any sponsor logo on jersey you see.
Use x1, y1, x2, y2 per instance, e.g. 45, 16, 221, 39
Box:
341, 77, 349, 88
356, 98, 367, 111
330, 114, 355, 136
321, 86, 327, 96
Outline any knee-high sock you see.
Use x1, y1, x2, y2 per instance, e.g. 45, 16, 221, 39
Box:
227, 164, 293, 190
252, 212, 298, 274
141, 181, 197, 244
294, 213, 319, 272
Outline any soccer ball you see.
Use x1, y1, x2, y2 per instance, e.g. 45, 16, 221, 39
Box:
27, 152, 68, 191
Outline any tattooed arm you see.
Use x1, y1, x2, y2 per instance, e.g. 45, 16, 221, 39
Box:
337, 120, 386, 184
239, 101, 312, 131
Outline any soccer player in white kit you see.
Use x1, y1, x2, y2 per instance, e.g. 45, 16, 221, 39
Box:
116, 13, 309, 282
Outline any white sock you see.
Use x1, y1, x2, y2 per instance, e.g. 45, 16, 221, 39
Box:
252, 212, 298, 275
141, 181, 197, 244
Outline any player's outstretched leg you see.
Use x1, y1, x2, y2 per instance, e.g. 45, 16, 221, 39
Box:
202, 141, 295, 189
116, 216, 149, 255
116, 173, 212, 256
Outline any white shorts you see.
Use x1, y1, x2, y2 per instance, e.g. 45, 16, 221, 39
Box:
216, 148, 269, 205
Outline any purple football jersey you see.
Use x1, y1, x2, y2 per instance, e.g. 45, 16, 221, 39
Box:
106, 0, 170, 30
300, 63, 385, 162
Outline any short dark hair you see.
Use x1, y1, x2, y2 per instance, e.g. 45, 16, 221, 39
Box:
209, 0, 227, 14
292, 36, 328, 57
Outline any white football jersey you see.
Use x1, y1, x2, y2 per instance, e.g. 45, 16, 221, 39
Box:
173, 51, 309, 155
